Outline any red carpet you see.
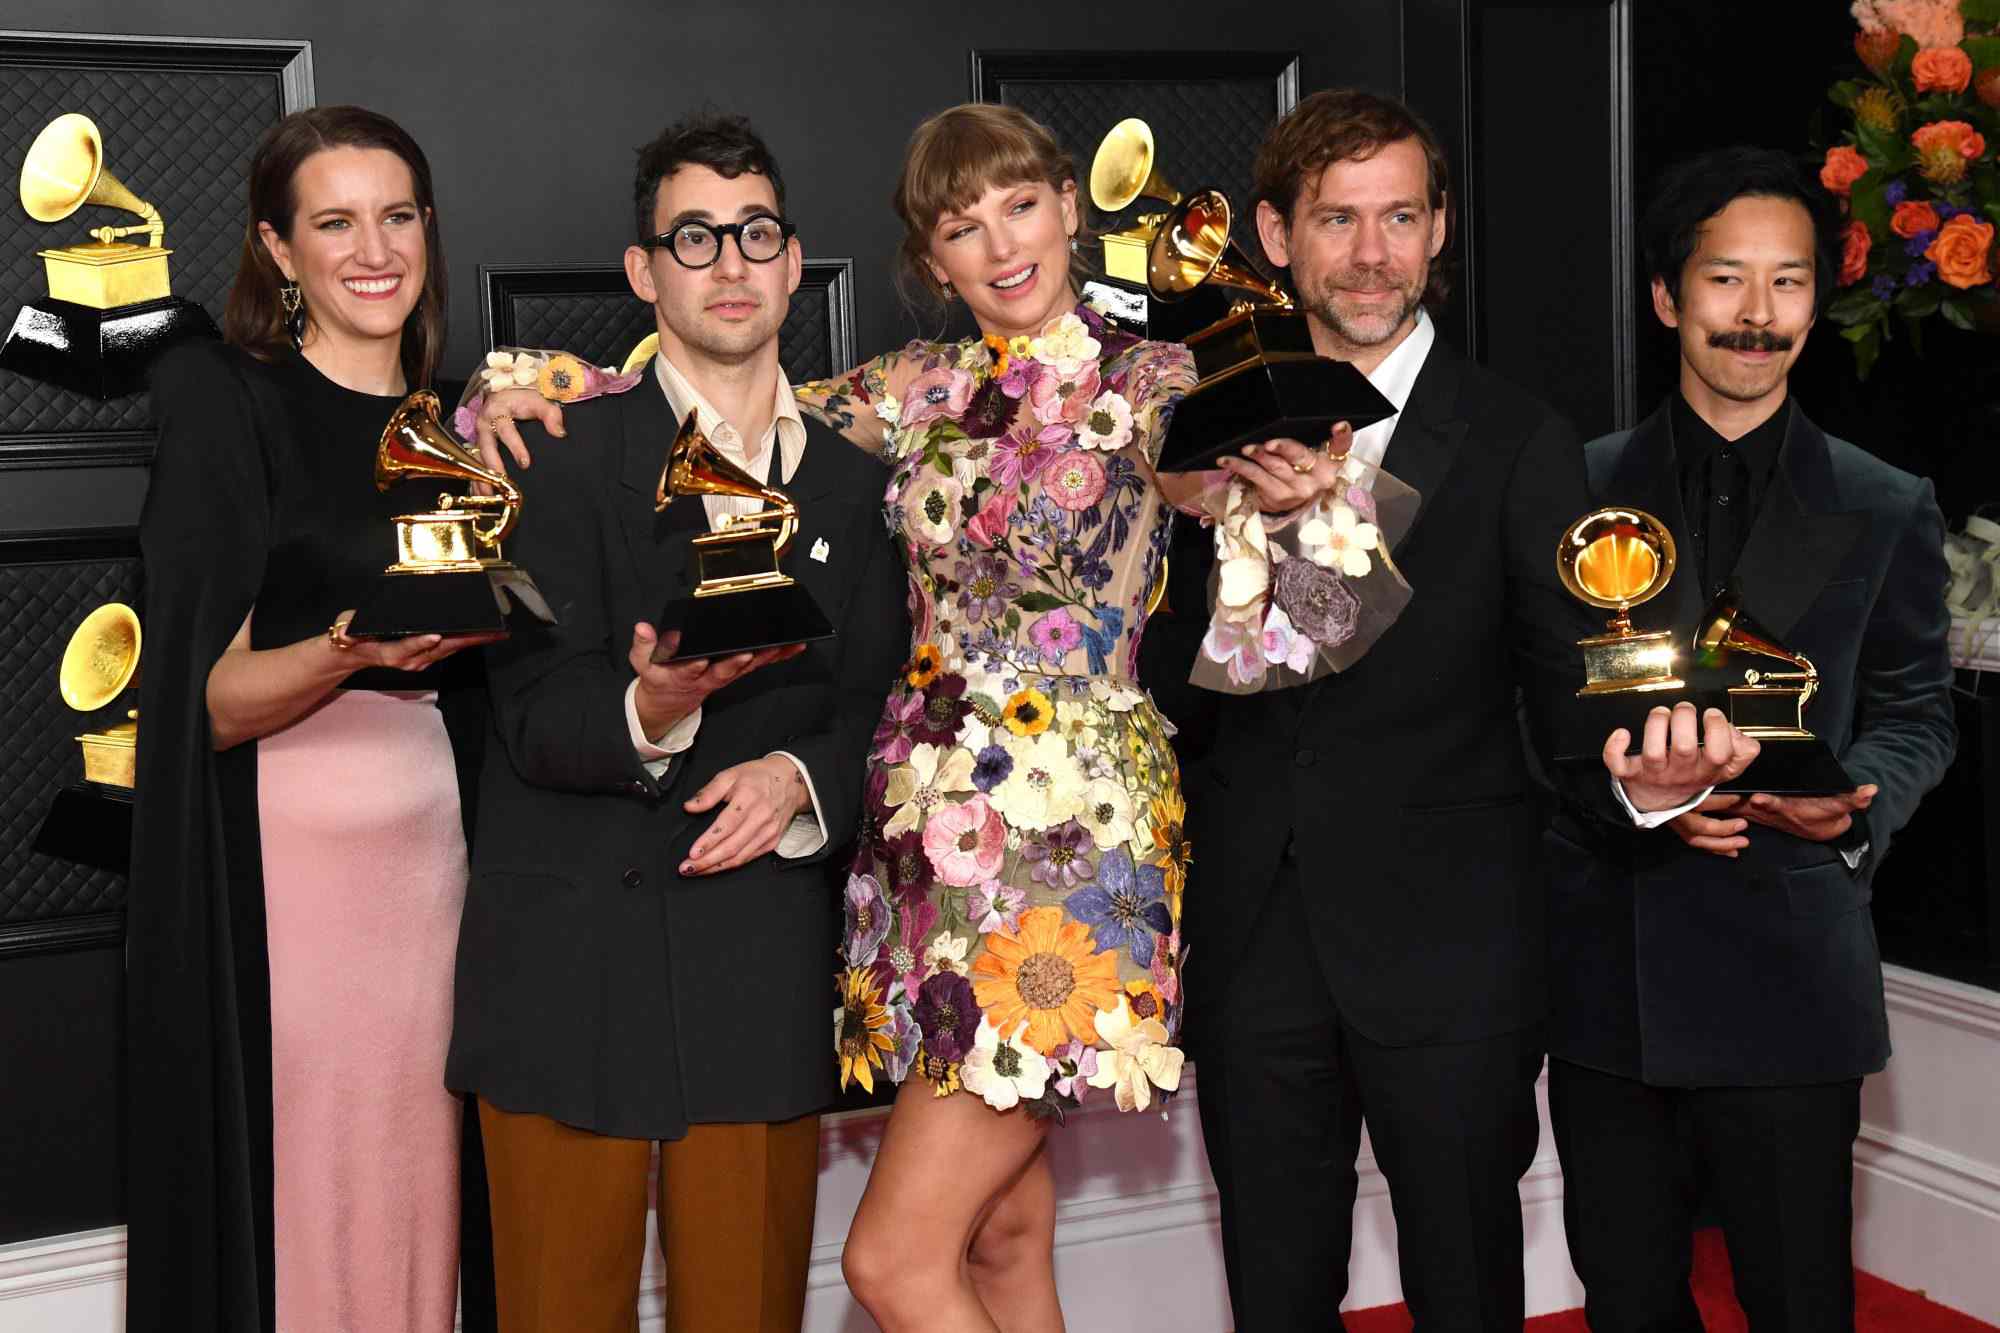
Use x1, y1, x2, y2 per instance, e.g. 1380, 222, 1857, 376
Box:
1342, 1228, 1996, 1332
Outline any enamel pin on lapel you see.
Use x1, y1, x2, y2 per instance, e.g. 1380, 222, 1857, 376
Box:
810, 537, 830, 563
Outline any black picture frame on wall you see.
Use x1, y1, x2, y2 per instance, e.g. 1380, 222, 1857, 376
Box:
480, 258, 858, 387
0, 31, 315, 469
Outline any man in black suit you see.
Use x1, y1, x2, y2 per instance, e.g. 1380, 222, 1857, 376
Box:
1543, 147, 1955, 1332
445, 114, 906, 1332
1141, 89, 1601, 1328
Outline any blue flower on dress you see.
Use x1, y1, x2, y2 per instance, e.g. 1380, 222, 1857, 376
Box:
1065, 848, 1174, 966
971, 744, 1014, 792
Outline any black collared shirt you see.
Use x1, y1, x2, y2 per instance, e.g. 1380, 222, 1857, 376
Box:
1671, 393, 1787, 600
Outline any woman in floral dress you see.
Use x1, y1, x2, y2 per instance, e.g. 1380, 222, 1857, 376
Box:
468, 103, 1339, 1331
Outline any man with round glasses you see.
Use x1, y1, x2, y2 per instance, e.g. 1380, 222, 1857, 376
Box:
445, 113, 908, 1332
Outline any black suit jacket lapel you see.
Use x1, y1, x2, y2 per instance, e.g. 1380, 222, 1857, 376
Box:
1731, 403, 1866, 641
1382, 340, 1470, 556
1589, 401, 1704, 639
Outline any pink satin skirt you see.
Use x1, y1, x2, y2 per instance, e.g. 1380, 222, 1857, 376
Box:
258, 688, 466, 1333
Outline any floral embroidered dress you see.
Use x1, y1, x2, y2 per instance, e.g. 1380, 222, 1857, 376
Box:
803, 303, 1197, 1119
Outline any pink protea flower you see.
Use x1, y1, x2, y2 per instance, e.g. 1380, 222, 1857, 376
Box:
923, 793, 1006, 886
1043, 449, 1107, 511
901, 366, 976, 429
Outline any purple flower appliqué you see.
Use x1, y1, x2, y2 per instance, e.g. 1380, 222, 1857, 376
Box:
909, 672, 971, 746
1029, 607, 1085, 663
1023, 820, 1095, 889
913, 970, 981, 1063
961, 378, 1014, 440
843, 874, 893, 968
880, 829, 935, 902
872, 691, 925, 764
971, 744, 1014, 792
956, 553, 1019, 623
1065, 848, 1173, 966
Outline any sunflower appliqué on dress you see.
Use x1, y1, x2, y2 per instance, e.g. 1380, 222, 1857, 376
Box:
820, 303, 1197, 1119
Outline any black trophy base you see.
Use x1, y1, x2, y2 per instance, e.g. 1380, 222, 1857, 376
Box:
0, 295, 218, 399
1714, 737, 1857, 797
346, 567, 556, 638
1160, 355, 1398, 470
653, 580, 836, 662
33, 782, 134, 875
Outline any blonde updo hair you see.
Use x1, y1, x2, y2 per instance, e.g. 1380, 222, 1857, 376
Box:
892, 103, 1093, 315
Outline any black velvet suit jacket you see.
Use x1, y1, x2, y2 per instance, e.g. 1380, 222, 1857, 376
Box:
1141, 335, 1598, 1051
445, 383, 908, 1140
1544, 399, 1955, 1087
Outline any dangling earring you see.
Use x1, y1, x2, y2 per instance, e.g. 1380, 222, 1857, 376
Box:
281, 281, 305, 349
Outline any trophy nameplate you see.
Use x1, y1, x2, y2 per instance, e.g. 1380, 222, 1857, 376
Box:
651, 410, 835, 662
1086, 119, 1395, 470
32, 601, 142, 874
345, 391, 556, 638
1694, 584, 1856, 796
0, 113, 216, 398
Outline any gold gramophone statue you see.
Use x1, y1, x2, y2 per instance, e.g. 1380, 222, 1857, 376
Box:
31, 602, 142, 875
0, 112, 217, 398
650, 410, 834, 661
1694, 582, 1855, 794
1087, 118, 1393, 469
343, 391, 556, 637
1557, 507, 1684, 696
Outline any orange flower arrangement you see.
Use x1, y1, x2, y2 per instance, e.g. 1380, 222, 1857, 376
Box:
1891, 199, 1944, 237
1841, 222, 1874, 287
1912, 46, 1974, 92
1926, 214, 1997, 288
1819, 144, 1871, 196
536, 352, 591, 402
971, 906, 1122, 1055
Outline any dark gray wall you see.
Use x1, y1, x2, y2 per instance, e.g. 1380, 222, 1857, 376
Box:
0, 1, 1414, 1245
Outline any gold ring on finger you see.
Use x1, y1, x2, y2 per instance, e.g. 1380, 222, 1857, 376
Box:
1292, 456, 1317, 474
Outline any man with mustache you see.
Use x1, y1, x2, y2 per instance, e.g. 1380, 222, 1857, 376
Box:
446, 113, 907, 1332
1142, 88, 1618, 1328
1542, 147, 1954, 1331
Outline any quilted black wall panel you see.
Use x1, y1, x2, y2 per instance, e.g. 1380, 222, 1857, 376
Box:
0, 534, 141, 924
483, 258, 856, 386
971, 51, 1300, 247
0, 32, 311, 460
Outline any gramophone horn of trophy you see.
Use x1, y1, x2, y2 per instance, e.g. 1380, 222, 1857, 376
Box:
343, 390, 557, 637
650, 410, 835, 662
1086, 118, 1394, 469
1556, 507, 1685, 696
0, 112, 218, 398
1693, 582, 1856, 794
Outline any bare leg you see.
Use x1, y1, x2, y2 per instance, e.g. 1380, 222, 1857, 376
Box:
842, 1080, 1053, 1332
967, 1142, 1064, 1333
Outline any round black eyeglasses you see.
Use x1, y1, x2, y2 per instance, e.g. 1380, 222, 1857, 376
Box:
643, 216, 797, 269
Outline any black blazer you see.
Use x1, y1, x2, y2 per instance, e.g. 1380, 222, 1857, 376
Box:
445, 383, 908, 1140
1544, 399, 1955, 1087
1142, 336, 1597, 1050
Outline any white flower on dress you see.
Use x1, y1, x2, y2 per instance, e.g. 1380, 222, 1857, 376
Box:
1089, 679, 1146, 712
961, 1017, 1052, 1111
481, 350, 542, 394
1075, 391, 1135, 452
989, 730, 1087, 831
1029, 312, 1102, 376
907, 475, 965, 546
922, 932, 972, 977
1213, 483, 1272, 619
875, 393, 902, 429
1086, 997, 1185, 1113
1053, 698, 1102, 749
1076, 776, 1137, 850
1300, 501, 1380, 579
882, 743, 977, 837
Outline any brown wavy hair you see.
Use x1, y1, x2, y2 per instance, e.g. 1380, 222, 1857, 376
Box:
1251, 89, 1455, 304
222, 105, 448, 388
892, 103, 1094, 315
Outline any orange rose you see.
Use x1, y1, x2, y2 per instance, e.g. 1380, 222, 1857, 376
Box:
1891, 199, 1943, 238
1911, 120, 1987, 161
1839, 221, 1871, 286
1978, 67, 2000, 110
1925, 214, 1996, 289
1912, 47, 1973, 94
1819, 144, 1869, 196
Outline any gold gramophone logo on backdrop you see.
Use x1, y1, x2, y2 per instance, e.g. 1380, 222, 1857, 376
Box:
0, 112, 218, 398
1085, 118, 1393, 469
59, 602, 142, 789
342, 391, 556, 638
649, 410, 834, 662
1556, 507, 1684, 696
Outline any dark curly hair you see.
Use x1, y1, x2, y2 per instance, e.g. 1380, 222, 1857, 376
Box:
632, 112, 786, 244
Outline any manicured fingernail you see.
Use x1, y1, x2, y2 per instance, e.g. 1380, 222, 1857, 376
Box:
680, 861, 693, 874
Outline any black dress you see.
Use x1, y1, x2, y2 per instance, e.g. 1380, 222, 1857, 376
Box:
129, 341, 486, 1333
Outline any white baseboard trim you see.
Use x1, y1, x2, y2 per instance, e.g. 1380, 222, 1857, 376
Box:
1856, 1123, 2000, 1223
1883, 962, 2000, 1039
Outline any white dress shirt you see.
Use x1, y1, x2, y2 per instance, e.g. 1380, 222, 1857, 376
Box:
1346, 306, 1436, 474
620, 351, 826, 859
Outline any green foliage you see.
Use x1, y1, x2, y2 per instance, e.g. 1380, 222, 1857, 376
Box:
1013, 591, 1065, 613
1851, 174, 1893, 232
1961, 0, 2000, 29
1841, 321, 1882, 379
1964, 34, 2000, 67
1895, 285, 1943, 319
1940, 295, 1978, 330
1827, 287, 1888, 324
1829, 79, 1866, 109
1892, 33, 1920, 80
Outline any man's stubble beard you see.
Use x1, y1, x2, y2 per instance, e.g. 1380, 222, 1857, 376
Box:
1298, 267, 1425, 350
